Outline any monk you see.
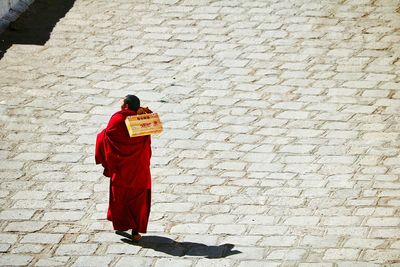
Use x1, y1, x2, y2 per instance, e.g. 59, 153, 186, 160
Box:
95, 95, 152, 241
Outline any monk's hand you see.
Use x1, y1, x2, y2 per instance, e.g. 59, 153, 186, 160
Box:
137, 107, 153, 114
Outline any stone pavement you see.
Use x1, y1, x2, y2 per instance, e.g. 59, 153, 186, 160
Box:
0, 0, 400, 266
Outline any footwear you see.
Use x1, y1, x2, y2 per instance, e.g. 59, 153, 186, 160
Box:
131, 231, 141, 241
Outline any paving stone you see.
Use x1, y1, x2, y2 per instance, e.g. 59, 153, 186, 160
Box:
343, 238, 385, 249
301, 235, 340, 248
71, 256, 113, 267
0, 160, 24, 170
11, 191, 49, 200
52, 200, 88, 210
12, 200, 49, 209
14, 153, 48, 161
364, 217, 400, 227
0, 254, 33, 266
238, 215, 274, 225
106, 243, 141, 254
196, 259, 235, 267
298, 264, 333, 267
322, 216, 361, 226
75, 234, 89, 243
323, 248, 360, 260
49, 153, 82, 163
32, 171, 66, 181
154, 258, 192, 267
220, 235, 262, 246
267, 249, 307, 260
214, 162, 246, 171
369, 228, 400, 238
180, 234, 219, 245
212, 225, 246, 235
237, 261, 280, 267
93, 232, 121, 242
21, 233, 63, 244
336, 263, 378, 267
55, 244, 98, 255
57, 191, 92, 200
162, 175, 196, 184
261, 236, 298, 247
0, 209, 35, 220
35, 256, 70, 266
43, 182, 82, 191
114, 256, 153, 267
170, 223, 210, 234
283, 216, 320, 226
152, 203, 193, 212
226, 246, 265, 260
0, 233, 18, 244
11, 244, 44, 253
4, 221, 47, 232
41, 211, 85, 221
0, 243, 11, 252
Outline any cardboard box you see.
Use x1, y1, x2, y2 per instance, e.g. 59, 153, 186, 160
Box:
125, 113, 163, 137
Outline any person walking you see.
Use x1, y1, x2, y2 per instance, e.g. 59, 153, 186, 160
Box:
95, 94, 153, 241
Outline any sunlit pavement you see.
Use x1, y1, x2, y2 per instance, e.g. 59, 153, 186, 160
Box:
0, 0, 399, 266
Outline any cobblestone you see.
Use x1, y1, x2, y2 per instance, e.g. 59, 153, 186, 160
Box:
71, 256, 114, 267
0, 254, 33, 266
4, 221, 46, 232
21, 233, 63, 244
0, 209, 35, 220
55, 244, 98, 255
1, 0, 400, 265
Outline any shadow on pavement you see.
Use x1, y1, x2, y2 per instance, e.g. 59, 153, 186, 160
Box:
0, 0, 75, 59
116, 232, 242, 258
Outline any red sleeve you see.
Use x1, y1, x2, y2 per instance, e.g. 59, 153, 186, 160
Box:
95, 112, 125, 177
95, 129, 111, 177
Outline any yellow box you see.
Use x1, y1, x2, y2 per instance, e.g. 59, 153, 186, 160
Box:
125, 113, 163, 137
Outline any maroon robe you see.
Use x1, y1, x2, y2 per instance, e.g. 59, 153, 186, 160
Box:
95, 109, 152, 233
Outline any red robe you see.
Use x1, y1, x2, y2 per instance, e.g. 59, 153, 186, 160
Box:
95, 109, 152, 233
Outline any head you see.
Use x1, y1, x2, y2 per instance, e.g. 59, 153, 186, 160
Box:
121, 94, 140, 111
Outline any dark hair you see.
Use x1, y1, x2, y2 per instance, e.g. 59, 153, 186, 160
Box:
124, 95, 140, 110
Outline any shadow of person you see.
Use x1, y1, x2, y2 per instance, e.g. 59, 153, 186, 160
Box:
116, 232, 241, 259
0, 0, 76, 59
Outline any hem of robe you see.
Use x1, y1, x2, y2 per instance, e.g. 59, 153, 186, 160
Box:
107, 184, 151, 234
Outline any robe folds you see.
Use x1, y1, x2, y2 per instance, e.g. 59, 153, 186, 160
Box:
95, 109, 152, 233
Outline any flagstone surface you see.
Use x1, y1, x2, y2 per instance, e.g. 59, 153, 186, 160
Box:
0, 0, 399, 266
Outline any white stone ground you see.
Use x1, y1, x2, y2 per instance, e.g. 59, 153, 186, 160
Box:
0, 0, 399, 266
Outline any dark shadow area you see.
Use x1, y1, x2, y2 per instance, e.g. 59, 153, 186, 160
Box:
116, 232, 242, 259
0, 0, 75, 59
